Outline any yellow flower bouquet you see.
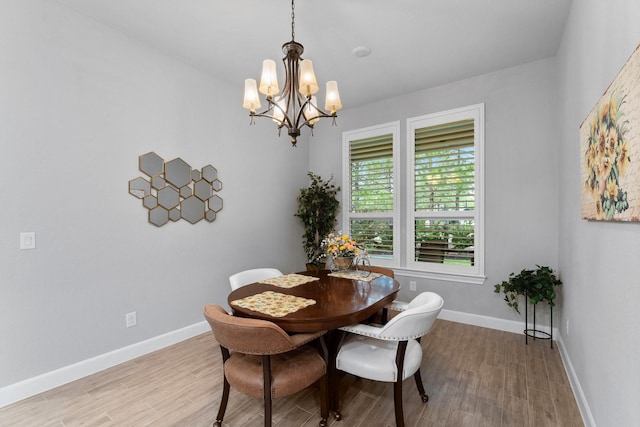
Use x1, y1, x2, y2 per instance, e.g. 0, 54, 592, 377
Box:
322, 232, 362, 258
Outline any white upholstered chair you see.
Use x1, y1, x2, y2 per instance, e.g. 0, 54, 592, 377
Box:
336, 292, 444, 427
228, 268, 283, 291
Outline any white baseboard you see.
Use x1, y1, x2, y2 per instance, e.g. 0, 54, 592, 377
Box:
0, 321, 210, 409
438, 308, 559, 337
1, 309, 593, 427
555, 336, 596, 427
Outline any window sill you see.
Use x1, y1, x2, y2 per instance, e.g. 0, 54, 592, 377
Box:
393, 268, 486, 285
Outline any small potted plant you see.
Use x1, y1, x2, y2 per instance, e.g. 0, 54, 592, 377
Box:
494, 265, 562, 314
295, 172, 340, 270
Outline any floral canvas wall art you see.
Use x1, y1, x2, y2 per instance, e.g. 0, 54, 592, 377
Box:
580, 43, 640, 221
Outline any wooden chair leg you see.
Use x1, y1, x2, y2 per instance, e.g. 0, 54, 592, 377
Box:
333, 366, 341, 421
331, 330, 346, 420
318, 336, 329, 427
413, 369, 429, 402
214, 377, 230, 427
215, 346, 231, 426
393, 377, 405, 427
262, 355, 273, 427
393, 341, 408, 427
319, 376, 328, 427
413, 337, 429, 402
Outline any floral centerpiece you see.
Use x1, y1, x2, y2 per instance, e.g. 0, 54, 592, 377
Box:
322, 232, 363, 270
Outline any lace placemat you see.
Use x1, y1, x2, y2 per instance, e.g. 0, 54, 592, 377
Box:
258, 273, 320, 288
328, 271, 382, 282
230, 291, 316, 317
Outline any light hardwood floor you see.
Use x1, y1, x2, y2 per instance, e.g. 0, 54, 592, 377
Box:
0, 320, 584, 427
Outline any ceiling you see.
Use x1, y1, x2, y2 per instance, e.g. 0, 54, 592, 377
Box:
53, 0, 573, 108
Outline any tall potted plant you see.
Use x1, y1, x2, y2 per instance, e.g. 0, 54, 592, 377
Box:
295, 172, 340, 269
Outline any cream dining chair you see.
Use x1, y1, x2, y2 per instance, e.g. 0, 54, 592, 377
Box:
336, 292, 444, 427
228, 267, 283, 290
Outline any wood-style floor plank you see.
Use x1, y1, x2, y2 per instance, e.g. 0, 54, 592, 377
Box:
0, 320, 584, 426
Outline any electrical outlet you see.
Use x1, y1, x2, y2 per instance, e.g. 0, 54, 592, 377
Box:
126, 312, 137, 328
409, 281, 417, 291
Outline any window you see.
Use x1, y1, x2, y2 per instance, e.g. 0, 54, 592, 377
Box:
342, 122, 400, 266
407, 104, 484, 280
342, 104, 484, 283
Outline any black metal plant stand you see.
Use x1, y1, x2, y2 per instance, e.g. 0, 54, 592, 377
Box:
524, 291, 553, 349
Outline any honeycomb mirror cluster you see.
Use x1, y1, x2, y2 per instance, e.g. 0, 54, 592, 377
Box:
128, 152, 223, 227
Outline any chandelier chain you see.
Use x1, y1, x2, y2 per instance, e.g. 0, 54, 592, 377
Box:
291, 0, 295, 41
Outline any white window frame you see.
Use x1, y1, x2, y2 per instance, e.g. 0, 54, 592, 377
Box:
405, 103, 484, 283
341, 104, 484, 284
342, 122, 400, 268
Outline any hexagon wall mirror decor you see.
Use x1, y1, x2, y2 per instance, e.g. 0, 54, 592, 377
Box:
128, 152, 223, 226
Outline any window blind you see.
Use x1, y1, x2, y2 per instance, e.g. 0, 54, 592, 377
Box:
414, 119, 474, 212
350, 133, 394, 213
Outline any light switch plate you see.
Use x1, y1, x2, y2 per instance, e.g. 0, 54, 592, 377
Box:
126, 312, 137, 328
20, 232, 36, 250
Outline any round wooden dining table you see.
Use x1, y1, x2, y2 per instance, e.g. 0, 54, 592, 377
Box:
227, 269, 400, 420
227, 269, 400, 333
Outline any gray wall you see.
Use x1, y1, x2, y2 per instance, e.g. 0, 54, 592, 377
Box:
310, 57, 560, 322
556, 0, 640, 426
0, 0, 309, 387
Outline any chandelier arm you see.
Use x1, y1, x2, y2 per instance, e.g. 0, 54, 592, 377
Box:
250, 95, 338, 132
292, 92, 310, 129
249, 96, 292, 130
293, 96, 337, 131
249, 111, 285, 129
280, 88, 297, 130
273, 101, 292, 129
296, 112, 339, 130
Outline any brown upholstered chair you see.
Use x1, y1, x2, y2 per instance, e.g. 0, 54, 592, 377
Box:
358, 265, 395, 278
203, 304, 329, 427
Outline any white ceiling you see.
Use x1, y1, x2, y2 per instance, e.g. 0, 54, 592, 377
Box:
53, 0, 573, 108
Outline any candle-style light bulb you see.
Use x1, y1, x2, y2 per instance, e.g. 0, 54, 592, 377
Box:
299, 59, 319, 96
242, 79, 261, 113
325, 81, 342, 114
259, 60, 279, 98
304, 96, 320, 125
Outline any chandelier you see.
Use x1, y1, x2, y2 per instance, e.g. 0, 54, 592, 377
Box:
242, 0, 342, 146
